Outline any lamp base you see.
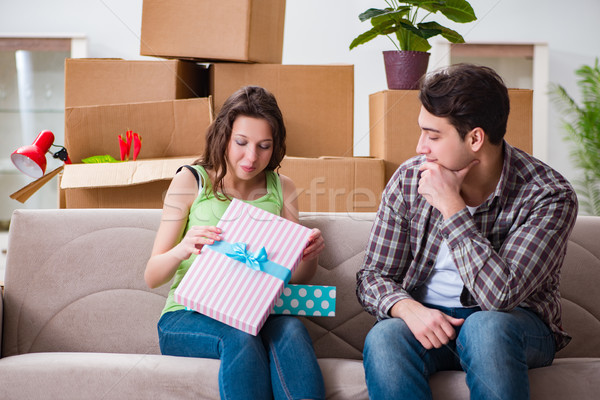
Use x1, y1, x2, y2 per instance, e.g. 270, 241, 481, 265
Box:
9, 165, 64, 203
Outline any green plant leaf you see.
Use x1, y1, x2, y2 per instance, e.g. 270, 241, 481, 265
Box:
371, 8, 410, 26
349, 26, 383, 49
398, 19, 422, 36
403, 0, 447, 16
350, 17, 398, 49
418, 22, 465, 43
396, 27, 431, 52
424, 0, 477, 23
550, 58, 600, 215
371, 17, 399, 33
573, 174, 600, 216
411, 21, 443, 40
358, 8, 387, 22
81, 155, 120, 164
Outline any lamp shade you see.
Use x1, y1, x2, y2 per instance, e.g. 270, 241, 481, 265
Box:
11, 130, 55, 178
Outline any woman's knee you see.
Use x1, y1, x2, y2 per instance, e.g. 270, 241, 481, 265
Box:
269, 315, 306, 332
261, 316, 314, 353
219, 326, 264, 355
227, 326, 261, 344
263, 316, 309, 338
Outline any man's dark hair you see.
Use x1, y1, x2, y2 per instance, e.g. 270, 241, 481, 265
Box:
418, 64, 510, 145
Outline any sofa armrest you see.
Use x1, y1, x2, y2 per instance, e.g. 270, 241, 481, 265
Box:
0, 284, 3, 358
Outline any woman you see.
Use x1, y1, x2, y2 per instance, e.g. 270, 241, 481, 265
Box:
145, 86, 326, 400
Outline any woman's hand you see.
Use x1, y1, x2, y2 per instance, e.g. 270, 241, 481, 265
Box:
302, 228, 325, 261
173, 225, 222, 261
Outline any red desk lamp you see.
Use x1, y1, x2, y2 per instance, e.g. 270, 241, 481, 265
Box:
9, 130, 71, 203
11, 130, 71, 178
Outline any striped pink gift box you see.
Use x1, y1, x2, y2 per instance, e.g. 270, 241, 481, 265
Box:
174, 198, 312, 335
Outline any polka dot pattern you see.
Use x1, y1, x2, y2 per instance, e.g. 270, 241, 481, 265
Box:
272, 284, 336, 316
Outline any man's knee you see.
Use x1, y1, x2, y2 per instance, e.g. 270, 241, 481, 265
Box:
456, 310, 529, 368
459, 310, 522, 346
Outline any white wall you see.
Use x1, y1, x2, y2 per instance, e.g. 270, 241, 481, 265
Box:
1, 0, 599, 189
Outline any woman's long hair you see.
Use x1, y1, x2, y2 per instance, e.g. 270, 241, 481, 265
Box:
195, 86, 286, 199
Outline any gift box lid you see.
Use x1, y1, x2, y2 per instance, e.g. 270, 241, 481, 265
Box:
175, 198, 313, 335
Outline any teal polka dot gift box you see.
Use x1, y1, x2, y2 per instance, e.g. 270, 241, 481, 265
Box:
272, 284, 336, 316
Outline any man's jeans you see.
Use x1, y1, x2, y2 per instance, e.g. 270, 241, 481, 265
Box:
363, 306, 556, 400
158, 309, 325, 400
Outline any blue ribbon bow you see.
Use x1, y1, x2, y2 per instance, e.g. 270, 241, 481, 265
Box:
226, 242, 268, 272
209, 240, 292, 283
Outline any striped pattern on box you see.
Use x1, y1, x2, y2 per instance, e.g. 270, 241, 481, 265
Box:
174, 198, 312, 335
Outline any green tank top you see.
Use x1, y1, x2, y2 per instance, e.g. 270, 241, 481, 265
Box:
161, 165, 284, 316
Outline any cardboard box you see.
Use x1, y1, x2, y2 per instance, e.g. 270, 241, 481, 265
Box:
369, 89, 534, 182
175, 199, 312, 335
279, 157, 385, 213
65, 58, 208, 108
65, 98, 212, 163
210, 64, 354, 158
60, 155, 384, 211
140, 0, 286, 63
60, 157, 196, 209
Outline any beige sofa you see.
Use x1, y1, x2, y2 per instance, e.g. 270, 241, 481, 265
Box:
1, 208, 599, 399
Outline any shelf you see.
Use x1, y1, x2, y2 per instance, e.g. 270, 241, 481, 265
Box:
0, 37, 71, 52
0, 108, 64, 114
450, 43, 534, 58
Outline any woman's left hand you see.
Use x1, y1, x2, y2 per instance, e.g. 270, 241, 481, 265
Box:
302, 228, 325, 261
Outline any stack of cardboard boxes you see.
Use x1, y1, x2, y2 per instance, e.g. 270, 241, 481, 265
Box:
60, 1, 533, 211
60, 0, 386, 213
59, 59, 212, 208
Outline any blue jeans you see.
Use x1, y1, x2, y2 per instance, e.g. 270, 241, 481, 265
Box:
158, 310, 325, 400
363, 306, 556, 400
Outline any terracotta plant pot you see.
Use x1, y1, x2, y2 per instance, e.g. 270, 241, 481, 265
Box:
383, 50, 430, 90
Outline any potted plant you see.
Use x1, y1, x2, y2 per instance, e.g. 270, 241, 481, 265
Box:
350, 0, 477, 89
551, 58, 600, 216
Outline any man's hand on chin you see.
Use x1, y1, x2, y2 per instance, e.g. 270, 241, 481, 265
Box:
418, 159, 479, 219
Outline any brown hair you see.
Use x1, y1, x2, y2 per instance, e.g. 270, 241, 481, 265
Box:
195, 86, 286, 198
419, 63, 510, 145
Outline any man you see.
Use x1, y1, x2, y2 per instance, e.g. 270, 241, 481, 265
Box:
356, 64, 578, 399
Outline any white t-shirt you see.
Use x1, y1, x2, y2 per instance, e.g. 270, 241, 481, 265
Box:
413, 206, 478, 308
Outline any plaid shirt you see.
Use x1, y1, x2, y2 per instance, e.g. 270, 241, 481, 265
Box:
356, 142, 578, 350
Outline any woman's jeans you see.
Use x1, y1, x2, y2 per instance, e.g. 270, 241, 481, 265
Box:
363, 306, 556, 400
158, 309, 325, 400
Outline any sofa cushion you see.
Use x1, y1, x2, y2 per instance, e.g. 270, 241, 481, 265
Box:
555, 216, 600, 358
429, 358, 600, 400
297, 213, 377, 359
2, 209, 166, 357
0, 352, 368, 400
0, 352, 220, 399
